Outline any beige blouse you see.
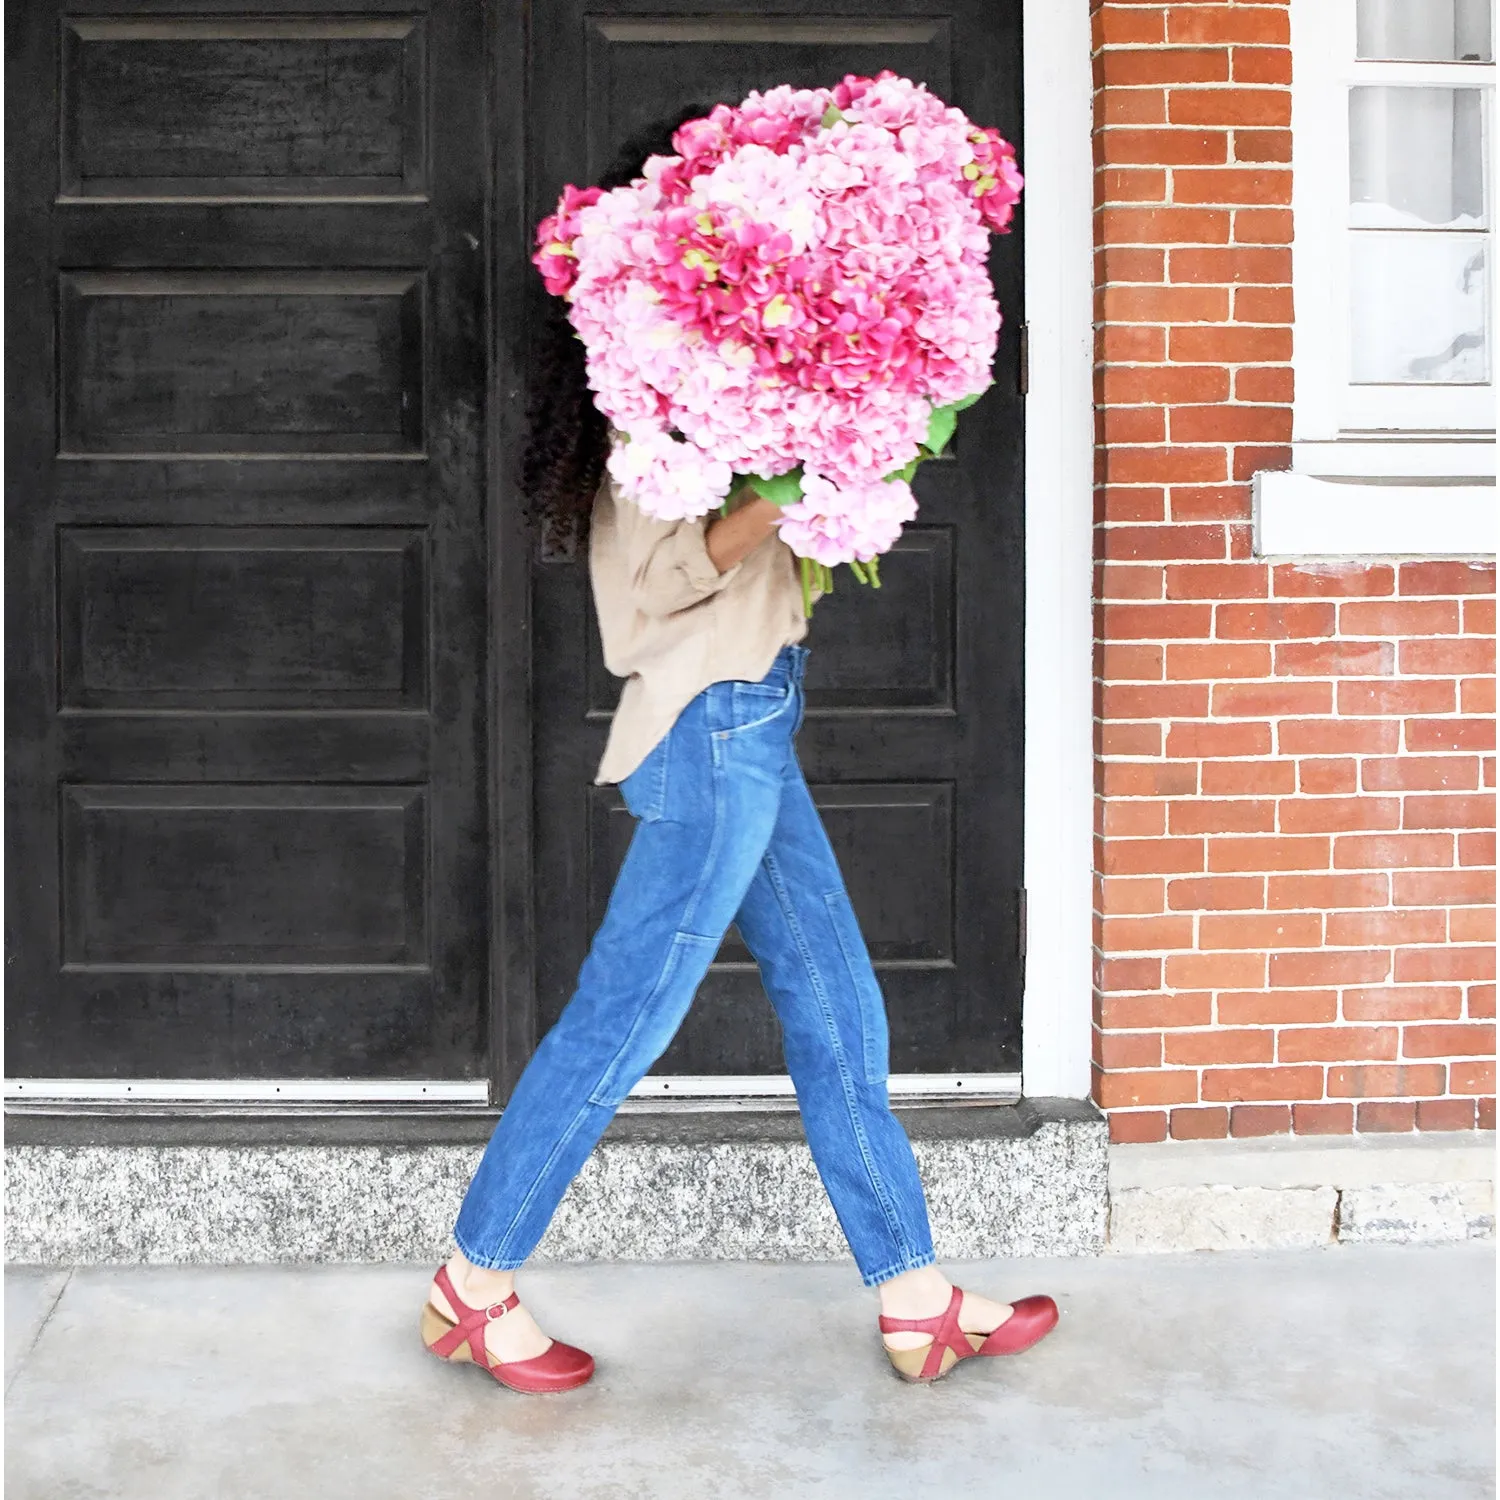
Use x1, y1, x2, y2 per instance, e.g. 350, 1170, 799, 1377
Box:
589, 473, 811, 785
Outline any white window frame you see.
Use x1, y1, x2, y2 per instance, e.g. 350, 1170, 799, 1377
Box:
1263, 0, 1496, 557
1292, 0, 1495, 442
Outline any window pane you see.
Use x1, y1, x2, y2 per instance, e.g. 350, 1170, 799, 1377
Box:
1350, 234, 1488, 382
1350, 87, 1487, 228
1357, 0, 1492, 61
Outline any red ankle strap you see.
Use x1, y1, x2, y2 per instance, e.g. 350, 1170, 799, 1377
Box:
878, 1285, 971, 1381
434, 1264, 518, 1319
878, 1282, 962, 1335
429, 1265, 520, 1366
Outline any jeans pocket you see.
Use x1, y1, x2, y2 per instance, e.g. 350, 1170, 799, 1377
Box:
619, 733, 669, 822
822, 888, 890, 1086
721, 679, 794, 738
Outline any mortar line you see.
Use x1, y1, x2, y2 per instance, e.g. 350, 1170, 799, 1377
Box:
6, 1267, 74, 1396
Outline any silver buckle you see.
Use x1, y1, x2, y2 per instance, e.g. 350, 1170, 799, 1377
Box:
485, 1300, 511, 1321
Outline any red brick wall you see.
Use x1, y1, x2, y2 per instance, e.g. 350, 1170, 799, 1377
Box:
1090, 1, 1497, 1142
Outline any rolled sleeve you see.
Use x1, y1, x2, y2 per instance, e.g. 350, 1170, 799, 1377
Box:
616, 493, 742, 618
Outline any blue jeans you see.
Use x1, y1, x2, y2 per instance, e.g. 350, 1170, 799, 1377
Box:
453, 644, 937, 1286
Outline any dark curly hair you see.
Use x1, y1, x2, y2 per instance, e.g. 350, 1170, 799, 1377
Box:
523, 105, 710, 555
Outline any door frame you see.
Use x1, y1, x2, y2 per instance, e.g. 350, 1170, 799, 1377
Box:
493, 0, 1098, 1106
3, 0, 1095, 1108
1018, 0, 1095, 1100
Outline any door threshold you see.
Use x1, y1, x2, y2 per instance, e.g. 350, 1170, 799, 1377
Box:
621, 1073, 1023, 1111
3, 1078, 490, 1105
4, 1074, 1023, 1110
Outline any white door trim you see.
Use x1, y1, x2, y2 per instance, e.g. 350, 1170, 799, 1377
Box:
1019, 0, 1096, 1099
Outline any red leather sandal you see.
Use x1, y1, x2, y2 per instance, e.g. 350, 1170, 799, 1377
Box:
878, 1285, 1059, 1383
420, 1264, 595, 1393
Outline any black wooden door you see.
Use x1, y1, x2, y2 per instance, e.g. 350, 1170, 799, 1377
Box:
6, 1, 490, 1079
529, 3, 1026, 1081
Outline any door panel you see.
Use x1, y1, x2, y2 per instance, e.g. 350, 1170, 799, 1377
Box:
61, 15, 429, 200
530, 1, 1025, 1080
6, 0, 489, 1080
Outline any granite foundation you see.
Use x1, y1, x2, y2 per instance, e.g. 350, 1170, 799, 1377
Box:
4, 1098, 1109, 1266
10, 1105, 1491, 1264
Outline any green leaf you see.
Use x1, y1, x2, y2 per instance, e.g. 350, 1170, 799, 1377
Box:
920, 385, 991, 460
743, 468, 805, 506
923, 402, 960, 457
821, 104, 846, 129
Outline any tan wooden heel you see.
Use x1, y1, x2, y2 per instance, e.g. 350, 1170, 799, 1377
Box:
885, 1340, 957, 1382
421, 1302, 469, 1359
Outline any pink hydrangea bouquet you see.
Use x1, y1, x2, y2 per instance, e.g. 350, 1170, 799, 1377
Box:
533, 71, 1022, 613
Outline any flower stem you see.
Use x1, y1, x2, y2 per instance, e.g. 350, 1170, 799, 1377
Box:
868, 555, 881, 589
800, 555, 813, 619
848, 559, 869, 586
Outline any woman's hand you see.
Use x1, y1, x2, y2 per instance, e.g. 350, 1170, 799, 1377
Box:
704, 484, 782, 573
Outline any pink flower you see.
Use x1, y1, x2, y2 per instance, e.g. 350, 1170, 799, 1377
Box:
776, 473, 918, 565
965, 127, 1025, 233
606, 425, 733, 520
532, 184, 603, 296
533, 77, 1021, 569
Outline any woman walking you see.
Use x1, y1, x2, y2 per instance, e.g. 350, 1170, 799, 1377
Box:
419, 117, 1059, 1393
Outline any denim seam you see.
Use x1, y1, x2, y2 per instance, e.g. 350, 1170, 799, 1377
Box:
586, 933, 702, 1105
452, 1222, 528, 1273
588, 720, 728, 1098
719, 691, 794, 739
686, 728, 732, 936
762, 847, 914, 1271
823, 888, 888, 1087
647, 730, 670, 821
485, 1098, 599, 1267
860, 1248, 939, 1289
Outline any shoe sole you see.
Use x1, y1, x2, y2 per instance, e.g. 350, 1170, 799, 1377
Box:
885, 1305, 1060, 1383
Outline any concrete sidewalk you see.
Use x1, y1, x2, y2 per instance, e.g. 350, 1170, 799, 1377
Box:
5, 1243, 1494, 1500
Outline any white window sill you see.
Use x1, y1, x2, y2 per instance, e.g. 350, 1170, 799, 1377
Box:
1289, 439, 1496, 481
1253, 470, 1496, 558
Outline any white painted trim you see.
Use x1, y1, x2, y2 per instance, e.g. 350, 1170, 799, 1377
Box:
1290, 0, 1496, 441
1020, 0, 1096, 1100
1254, 471, 1498, 556
1289, 0, 1344, 443
3, 1078, 491, 1103
626, 1073, 1022, 1101
1291, 439, 1497, 479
